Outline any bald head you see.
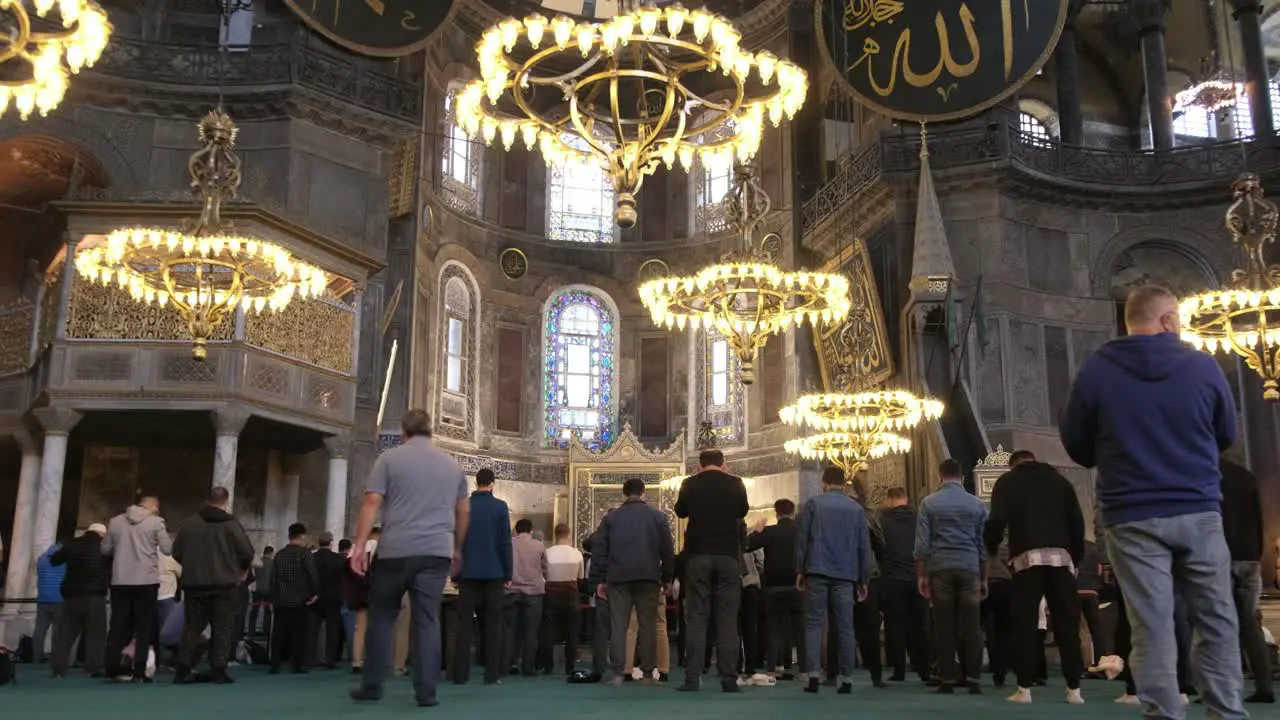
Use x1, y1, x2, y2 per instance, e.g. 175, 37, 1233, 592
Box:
1124, 285, 1180, 336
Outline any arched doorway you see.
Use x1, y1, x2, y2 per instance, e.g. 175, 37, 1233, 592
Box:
1109, 241, 1219, 335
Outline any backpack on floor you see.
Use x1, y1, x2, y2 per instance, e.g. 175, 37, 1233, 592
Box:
0, 648, 16, 685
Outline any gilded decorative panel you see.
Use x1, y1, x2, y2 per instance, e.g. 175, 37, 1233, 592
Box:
567, 423, 686, 548
388, 135, 419, 218
66, 273, 234, 341
816, 239, 893, 391
0, 302, 34, 376
244, 295, 355, 374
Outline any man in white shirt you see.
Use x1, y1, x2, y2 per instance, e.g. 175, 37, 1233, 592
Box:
544, 523, 585, 675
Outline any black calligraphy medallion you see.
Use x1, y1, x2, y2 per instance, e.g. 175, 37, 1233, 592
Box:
284, 0, 456, 57
817, 0, 1068, 122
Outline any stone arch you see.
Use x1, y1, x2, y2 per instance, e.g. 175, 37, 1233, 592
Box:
0, 114, 140, 193
1090, 225, 1229, 297
1018, 98, 1060, 139
435, 259, 481, 444
431, 242, 493, 289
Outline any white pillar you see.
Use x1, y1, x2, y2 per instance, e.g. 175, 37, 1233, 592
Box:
29, 407, 81, 569
323, 434, 350, 539
211, 407, 249, 512
2, 429, 41, 610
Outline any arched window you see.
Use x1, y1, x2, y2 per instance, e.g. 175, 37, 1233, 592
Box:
696, 329, 744, 445
436, 264, 478, 442
1018, 111, 1051, 145
547, 136, 617, 243
693, 114, 736, 234
441, 86, 481, 214
1173, 105, 1216, 139
544, 287, 617, 449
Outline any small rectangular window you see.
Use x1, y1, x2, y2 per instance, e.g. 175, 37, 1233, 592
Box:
219, 1, 254, 50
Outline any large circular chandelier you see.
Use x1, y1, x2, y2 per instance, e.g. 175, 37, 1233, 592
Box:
454, 1, 808, 227
0, 0, 112, 119
781, 388, 944, 474
73, 110, 326, 360
639, 164, 850, 384
1181, 173, 1280, 401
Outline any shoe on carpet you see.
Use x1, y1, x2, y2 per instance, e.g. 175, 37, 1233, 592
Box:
837, 681, 853, 695
1180, 693, 1189, 705
967, 682, 982, 695
676, 683, 700, 692
873, 679, 888, 689
349, 687, 382, 702
1007, 687, 1032, 704
417, 699, 439, 708
1066, 688, 1084, 705
804, 677, 819, 694
1247, 692, 1276, 703
721, 678, 741, 693
889, 673, 905, 682
1114, 694, 1139, 705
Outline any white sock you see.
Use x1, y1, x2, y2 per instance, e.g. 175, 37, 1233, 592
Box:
1066, 688, 1084, 704
1114, 694, 1139, 705
1007, 687, 1032, 703
1180, 694, 1189, 705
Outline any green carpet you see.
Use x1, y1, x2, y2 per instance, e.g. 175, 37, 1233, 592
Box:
5, 670, 1280, 719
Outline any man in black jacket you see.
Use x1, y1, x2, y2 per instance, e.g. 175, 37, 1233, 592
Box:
674, 449, 749, 692
172, 486, 255, 684
984, 450, 1085, 705
747, 498, 800, 678
878, 487, 929, 683
50, 523, 110, 678
590, 478, 675, 686
313, 532, 346, 668
1221, 458, 1274, 703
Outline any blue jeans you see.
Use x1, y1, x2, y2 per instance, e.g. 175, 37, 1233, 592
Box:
341, 606, 355, 661
360, 555, 450, 704
1107, 512, 1247, 720
804, 575, 854, 680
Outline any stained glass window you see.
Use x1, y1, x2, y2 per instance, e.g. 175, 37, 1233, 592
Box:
544, 287, 616, 449
701, 330, 743, 444
548, 135, 617, 243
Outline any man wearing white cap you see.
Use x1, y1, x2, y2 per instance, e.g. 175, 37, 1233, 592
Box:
50, 523, 111, 677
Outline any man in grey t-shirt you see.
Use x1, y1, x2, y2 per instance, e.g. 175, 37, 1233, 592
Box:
348, 410, 470, 708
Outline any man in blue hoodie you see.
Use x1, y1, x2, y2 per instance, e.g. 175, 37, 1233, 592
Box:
795, 466, 872, 695
452, 468, 512, 685
34, 541, 66, 665
1061, 284, 1245, 720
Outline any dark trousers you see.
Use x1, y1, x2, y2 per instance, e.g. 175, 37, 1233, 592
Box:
316, 602, 343, 666
106, 584, 159, 678
739, 585, 761, 674
609, 581, 660, 675
1232, 561, 1274, 696
982, 579, 1013, 684
882, 579, 929, 680
1114, 589, 1137, 695
360, 555, 450, 704
454, 579, 505, 683
854, 582, 882, 681
592, 595, 610, 675
504, 593, 543, 675
52, 595, 106, 676
247, 593, 272, 639
1079, 592, 1102, 664
179, 587, 238, 671
929, 569, 982, 686
543, 582, 581, 673
1011, 566, 1083, 690
271, 606, 312, 672
764, 586, 803, 671
682, 554, 742, 686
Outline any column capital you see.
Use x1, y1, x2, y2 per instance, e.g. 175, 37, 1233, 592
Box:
30, 407, 82, 436
211, 406, 250, 436
324, 432, 352, 460
1130, 0, 1170, 31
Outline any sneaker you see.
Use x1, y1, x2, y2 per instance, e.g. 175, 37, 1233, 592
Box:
837, 681, 853, 694
804, 677, 820, 694
1114, 694, 1139, 705
1066, 688, 1084, 705
1007, 687, 1032, 704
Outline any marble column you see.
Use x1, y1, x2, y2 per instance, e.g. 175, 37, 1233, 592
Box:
1, 429, 41, 610
30, 408, 82, 568
323, 434, 351, 539
1231, 0, 1274, 138
1134, 0, 1174, 148
1055, 0, 1085, 145
211, 407, 249, 512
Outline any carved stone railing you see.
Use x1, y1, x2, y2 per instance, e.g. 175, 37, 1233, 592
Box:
802, 118, 1280, 234
0, 301, 35, 377
88, 37, 420, 123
